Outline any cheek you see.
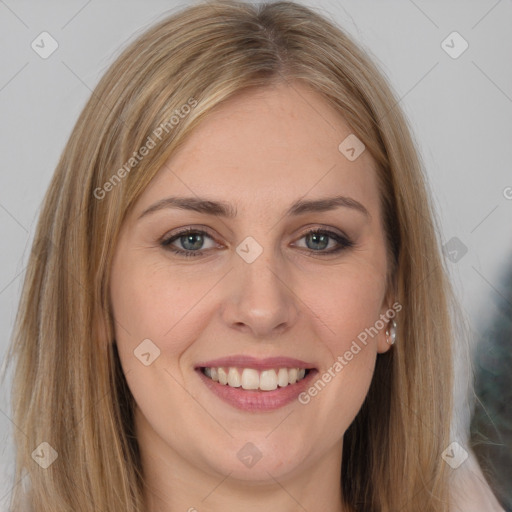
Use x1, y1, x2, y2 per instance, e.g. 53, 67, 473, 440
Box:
110, 258, 219, 368
305, 261, 387, 352
295, 258, 386, 427
109, 260, 208, 441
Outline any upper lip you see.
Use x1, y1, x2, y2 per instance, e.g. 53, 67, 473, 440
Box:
195, 355, 316, 370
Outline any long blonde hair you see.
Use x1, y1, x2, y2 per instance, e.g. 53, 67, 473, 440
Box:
5, 1, 455, 510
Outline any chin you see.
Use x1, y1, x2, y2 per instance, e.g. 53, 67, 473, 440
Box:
199, 435, 310, 483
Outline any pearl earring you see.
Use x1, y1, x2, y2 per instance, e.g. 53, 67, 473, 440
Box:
386, 319, 397, 345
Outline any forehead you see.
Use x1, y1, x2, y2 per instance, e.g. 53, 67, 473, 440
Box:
134, 82, 381, 219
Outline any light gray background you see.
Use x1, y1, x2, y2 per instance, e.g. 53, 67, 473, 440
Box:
1, 0, 511, 509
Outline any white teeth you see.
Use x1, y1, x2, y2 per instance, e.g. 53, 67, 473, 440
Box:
227, 367, 241, 387
241, 369, 259, 390
218, 367, 228, 385
202, 366, 309, 391
260, 369, 278, 391
277, 368, 289, 387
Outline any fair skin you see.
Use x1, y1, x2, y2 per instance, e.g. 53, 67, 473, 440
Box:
109, 81, 393, 512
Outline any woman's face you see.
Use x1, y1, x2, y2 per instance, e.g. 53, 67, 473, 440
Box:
110, 81, 392, 486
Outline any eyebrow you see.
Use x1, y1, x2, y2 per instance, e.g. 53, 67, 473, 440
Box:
137, 195, 370, 220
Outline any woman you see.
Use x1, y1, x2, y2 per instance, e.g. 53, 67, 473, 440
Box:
4, 1, 504, 510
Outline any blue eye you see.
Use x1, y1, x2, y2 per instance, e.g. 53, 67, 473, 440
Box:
296, 230, 353, 253
160, 228, 217, 257
160, 227, 354, 258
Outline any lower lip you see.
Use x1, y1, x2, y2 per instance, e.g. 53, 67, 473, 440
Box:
196, 369, 318, 412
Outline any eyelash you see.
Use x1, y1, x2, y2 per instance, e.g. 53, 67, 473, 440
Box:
160, 227, 354, 258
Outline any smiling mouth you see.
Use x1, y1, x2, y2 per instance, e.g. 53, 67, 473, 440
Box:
200, 366, 312, 391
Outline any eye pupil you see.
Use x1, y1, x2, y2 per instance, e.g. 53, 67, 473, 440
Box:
307, 232, 329, 251
181, 233, 203, 251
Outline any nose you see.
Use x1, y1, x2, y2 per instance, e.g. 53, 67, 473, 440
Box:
220, 248, 300, 339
